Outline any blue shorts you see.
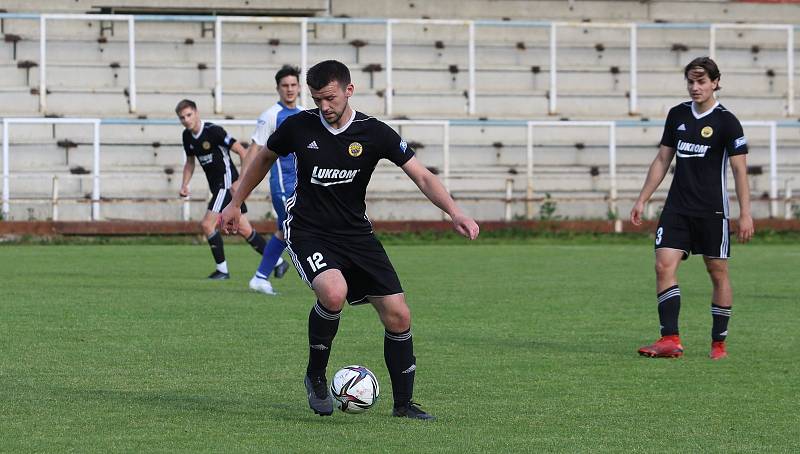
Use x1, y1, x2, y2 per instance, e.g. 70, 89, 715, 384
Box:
269, 169, 295, 232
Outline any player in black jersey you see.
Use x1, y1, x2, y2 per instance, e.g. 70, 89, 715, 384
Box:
176, 99, 267, 280
630, 57, 754, 360
220, 60, 479, 420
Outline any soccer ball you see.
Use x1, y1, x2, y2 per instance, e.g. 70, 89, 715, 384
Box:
330, 365, 380, 413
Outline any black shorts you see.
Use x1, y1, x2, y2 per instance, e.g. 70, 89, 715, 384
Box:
286, 231, 403, 305
207, 188, 247, 214
655, 211, 730, 259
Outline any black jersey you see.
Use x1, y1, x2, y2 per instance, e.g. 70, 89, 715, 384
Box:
267, 109, 415, 236
660, 101, 748, 218
182, 121, 239, 191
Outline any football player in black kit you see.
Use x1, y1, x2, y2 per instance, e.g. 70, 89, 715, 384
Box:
176, 99, 267, 279
630, 57, 754, 360
220, 60, 479, 420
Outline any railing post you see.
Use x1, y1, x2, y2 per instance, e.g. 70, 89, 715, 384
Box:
128, 17, 137, 113
609, 122, 620, 232
549, 22, 557, 115
785, 181, 793, 220
214, 17, 222, 114
2, 119, 9, 219
301, 19, 308, 109
504, 178, 513, 222
92, 120, 101, 220
443, 121, 450, 192
526, 121, 534, 220
787, 26, 795, 116
468, 20, 476, 115
385, 20, 393, 116
39, 16, 46, 113
51, 175, 59, 221
629, 23, 638, 115
769, 121, 778, 217
709, 24, 716, 60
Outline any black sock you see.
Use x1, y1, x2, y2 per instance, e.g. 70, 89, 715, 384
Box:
246, 230, 266, 255
384, 329, 415, 408
711, 303, 731, 342
657, 285, 681, 336
207, 231, 225, 265
306, 301, 341, 378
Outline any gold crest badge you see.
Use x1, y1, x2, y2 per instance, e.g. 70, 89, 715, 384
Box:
701, 126, 713, 138
348, 142, 363, 157
202, 141, 211, 150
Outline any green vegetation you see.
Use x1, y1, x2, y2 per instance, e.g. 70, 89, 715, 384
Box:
1, 243, 797, 452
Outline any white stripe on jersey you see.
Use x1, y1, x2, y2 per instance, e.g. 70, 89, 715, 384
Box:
721, 148, 729, 218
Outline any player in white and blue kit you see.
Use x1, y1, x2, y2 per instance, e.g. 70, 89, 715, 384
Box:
247, 65, 303, 295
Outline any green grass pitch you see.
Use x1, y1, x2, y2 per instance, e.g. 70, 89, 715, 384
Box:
1, 241, 797, 452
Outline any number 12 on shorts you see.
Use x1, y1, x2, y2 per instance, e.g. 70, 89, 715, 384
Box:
306, 252, 327, 272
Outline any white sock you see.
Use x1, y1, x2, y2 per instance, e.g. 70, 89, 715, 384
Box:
216, 261, 228, 274
275, 257, 284, 266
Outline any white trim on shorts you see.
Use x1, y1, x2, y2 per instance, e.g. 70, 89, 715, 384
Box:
348, 292, 404, 306
211, 188, 226, 213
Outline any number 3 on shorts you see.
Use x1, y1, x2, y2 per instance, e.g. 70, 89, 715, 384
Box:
306, 252, 327, 272
655, 227, 664, 246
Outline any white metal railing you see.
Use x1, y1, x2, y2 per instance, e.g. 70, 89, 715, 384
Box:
2, 117, 797, 222
2, 13, 796, 118
709, 23, 795, 116
39, 14, 137, 113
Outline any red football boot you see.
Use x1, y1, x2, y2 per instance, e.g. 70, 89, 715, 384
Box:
638, 335, 684, 358
710, 341, 728, 360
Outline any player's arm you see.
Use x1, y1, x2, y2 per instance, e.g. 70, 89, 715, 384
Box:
241, 141, 262, 175
630, 145, 676, 225
231, 140, 248, 160
219, 146, 279, 234
729, 154, 754, 242
401, 156, 479, 240
179, 157, 195, 198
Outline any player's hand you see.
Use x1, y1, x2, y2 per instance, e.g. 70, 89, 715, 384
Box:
219, 204, 242, 235
737, 214, 754, 243
630, 200, 645, 226
452, 213, 479, 240
179, 185, 190, 198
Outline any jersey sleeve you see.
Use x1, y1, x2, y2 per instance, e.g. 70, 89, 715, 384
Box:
209, 124, 237, 148
379, 121, 415, 167
660, 107, 678, 148
266, 117, 294, 157
724, 113, 748, 156
251, 110, 275, 147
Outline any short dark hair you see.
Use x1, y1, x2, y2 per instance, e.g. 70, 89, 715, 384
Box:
175, 99, 197, 114
306, 60, 351, 90
275, 65, 300, 85
684, 57, 721, 91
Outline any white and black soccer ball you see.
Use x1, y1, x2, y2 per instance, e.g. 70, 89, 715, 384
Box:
330, 365, 380, 414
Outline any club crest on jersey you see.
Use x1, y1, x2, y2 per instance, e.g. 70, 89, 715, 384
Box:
676, 139, 710, 158
202, 141, 211, 150
348, 142, 363, 157
701, 126, 713, 138
311, 166, 360, 186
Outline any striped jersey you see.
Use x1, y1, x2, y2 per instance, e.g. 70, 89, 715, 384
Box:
182, 121, 239, 191
267, 108, 415, 236
660, 101, 748, 218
